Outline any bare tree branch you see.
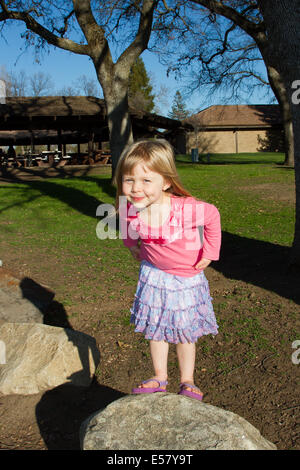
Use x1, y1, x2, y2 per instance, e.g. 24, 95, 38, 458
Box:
189, 0, 265, 36
52, 9, 75, 38
0, 1, 89, 55
118, 0, 158, 71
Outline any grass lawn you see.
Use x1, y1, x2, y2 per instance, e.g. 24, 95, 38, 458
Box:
0, 152, 299, 450
0, 152, 295, 247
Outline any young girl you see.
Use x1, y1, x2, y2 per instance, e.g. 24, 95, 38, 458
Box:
114, 139, 221, 401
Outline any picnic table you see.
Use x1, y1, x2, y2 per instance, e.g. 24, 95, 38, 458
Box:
71, 150, 112, 165
0, 150, 111, 168
93, 151, 112, 165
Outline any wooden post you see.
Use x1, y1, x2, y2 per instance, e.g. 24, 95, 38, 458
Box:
234, 130, 239, 154
30, 130, 35, 154
88, 132, 94, 158
57, 128, 62, 154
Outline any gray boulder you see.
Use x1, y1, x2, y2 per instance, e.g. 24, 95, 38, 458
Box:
0, 323, 100, 395
0, 267, 54, 325
80, 393, 276, 450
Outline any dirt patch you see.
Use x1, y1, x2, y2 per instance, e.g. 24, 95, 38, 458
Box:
239, 183, 296, 204
0, 251, 299, 450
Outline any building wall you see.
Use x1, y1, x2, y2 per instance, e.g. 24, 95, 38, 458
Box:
186, 128, 274, 154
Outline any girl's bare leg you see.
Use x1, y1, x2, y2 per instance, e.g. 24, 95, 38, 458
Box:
138, 339, 169, 389
176, 342, 203, 394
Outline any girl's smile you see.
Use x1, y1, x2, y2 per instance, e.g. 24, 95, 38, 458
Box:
132, 196, 145, 202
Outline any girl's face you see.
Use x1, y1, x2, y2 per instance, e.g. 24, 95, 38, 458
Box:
122, 163, 170, 209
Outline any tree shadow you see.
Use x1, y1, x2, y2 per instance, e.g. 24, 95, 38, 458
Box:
252, 105, 285, 154
214, 231, 300, 305
175, 154, 285, 165
19, 276, 103, 392
16, 274, 122, 450
35, 380, 126, 450
0, 169, 116, 219
18, 276, 73, 329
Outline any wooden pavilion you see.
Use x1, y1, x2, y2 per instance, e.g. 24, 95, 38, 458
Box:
0, 96, 190, 163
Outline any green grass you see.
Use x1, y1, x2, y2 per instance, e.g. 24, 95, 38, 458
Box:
0, 152, 294, 255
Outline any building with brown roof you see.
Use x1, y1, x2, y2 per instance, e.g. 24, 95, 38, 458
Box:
185, 104, 284, 154
0, 96, 189, 154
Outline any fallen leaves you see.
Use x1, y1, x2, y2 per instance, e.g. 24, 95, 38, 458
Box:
116, 340, 132, 349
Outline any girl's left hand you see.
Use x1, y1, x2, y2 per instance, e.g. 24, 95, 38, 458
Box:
194, 258, 212, 271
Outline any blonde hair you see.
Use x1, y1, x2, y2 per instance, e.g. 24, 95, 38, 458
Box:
113, 139, 192, 209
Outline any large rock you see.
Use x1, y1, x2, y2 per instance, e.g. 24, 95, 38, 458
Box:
0, 267, 55, 325
0, 323, 100, 395
80, 394, 276, 450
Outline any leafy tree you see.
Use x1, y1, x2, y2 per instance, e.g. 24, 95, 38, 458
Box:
168, 90, 189, 120
128, 57, 155, 112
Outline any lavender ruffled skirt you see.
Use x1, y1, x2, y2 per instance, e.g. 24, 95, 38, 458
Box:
130, 260, 218, 344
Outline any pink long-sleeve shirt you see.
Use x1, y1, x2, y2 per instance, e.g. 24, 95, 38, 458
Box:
120, 195, 221, 277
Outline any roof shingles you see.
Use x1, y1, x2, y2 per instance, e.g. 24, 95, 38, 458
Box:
186, 104, 282, 128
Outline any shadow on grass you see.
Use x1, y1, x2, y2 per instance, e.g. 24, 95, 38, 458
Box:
176, 159, 286, 166
175, 153, 286, 166
214, 231, 300, 305
0, 168, 116, 219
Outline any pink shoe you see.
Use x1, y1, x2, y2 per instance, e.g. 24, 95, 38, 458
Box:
178, 383, 203, 401
132, 379, 168, 394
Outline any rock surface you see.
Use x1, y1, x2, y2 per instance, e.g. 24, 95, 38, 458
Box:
80, 393, 277, 450
0, 323, 100, 395
0, 267, 54, 325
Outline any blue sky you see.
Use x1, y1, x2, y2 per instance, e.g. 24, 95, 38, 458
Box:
0, 21, 273, 117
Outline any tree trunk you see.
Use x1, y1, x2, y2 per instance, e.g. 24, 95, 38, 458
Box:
105, 88, 134, 178
258, 0, 300, 267
291, 108, 300, 267
266, 64, 294, 166
72, 0, 155, 177
93, 59, 134, 178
